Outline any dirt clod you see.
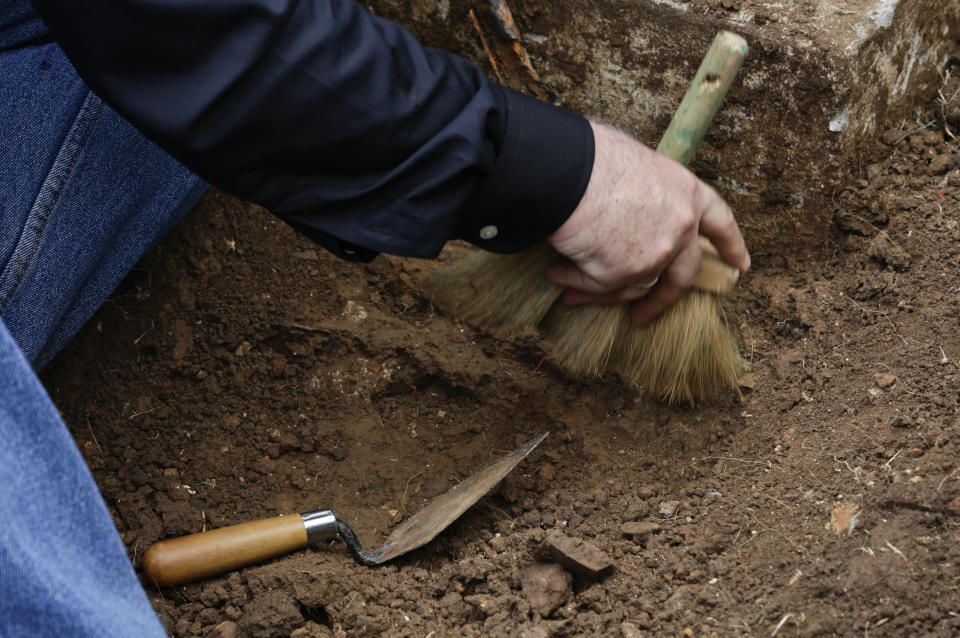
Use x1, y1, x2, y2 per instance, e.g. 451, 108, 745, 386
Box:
521, 563, 573, 617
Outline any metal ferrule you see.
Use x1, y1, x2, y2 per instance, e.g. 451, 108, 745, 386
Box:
301, 509, 338, 544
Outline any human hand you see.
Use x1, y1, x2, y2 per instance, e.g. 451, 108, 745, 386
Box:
545, 120, 750, 325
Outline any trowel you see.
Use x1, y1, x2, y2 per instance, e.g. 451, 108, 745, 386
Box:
142, 432, 547, 586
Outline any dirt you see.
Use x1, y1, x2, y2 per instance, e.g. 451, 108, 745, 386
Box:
42, 82, 960, 638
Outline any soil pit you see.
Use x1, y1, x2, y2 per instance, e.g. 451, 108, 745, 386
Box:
43, 74, 960, 638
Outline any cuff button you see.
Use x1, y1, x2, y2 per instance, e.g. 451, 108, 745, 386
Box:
479, 225, 499, 240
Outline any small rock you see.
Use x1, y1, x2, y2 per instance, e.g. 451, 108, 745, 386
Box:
519, 626, 551, 638
659, 500, 681, 518
880, 128, 902, 145
636, 486, 655, 499
237, 591, 304, 637
908, 447, 924, 457
233, 341, 252, 357
198, 608, 220, 625
203, 621, 238, 638
896, 196, 921, 210
929, 154, 953, 175
269, 356, 287, 377
463, 594, 496, 616
521, 563, 572, 616
538, 530, 614, 580
889, 412, 913, 428
737, 373, 756, 392
342, 300, 367, 321
921, 129, 942, 145
633, 611, 653, 629
498, 475, 520, 503
873, 373, 897, 388
825, 504, 859, 535
621, 622, 642, 638
621, 521, 661, 536
868, 235, 911, 270
290, 622, 332, 638
488, 533, 507, 553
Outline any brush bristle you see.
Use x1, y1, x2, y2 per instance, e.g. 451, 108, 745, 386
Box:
612, 293, 742, 403
540, 304, 631, 376
422, 246, 563, 338
424, 247, 742, 404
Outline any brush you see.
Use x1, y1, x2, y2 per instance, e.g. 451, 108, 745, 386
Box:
424, 31, 748, 402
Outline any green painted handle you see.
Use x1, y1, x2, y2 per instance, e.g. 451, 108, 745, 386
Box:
656, 31, 748, 166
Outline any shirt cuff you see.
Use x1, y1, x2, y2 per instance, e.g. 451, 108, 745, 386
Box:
454, 86, 595, 253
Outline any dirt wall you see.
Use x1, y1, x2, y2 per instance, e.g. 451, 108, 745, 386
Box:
368, 0, 959, 259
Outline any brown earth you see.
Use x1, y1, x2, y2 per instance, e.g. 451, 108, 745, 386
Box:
42, 81, 960, 637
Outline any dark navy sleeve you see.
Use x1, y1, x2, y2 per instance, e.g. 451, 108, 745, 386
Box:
29, 0, 594, 261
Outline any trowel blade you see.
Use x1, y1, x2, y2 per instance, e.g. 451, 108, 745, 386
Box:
366, 432, 548, 564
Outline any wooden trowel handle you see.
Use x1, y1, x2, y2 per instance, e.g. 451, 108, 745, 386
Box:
142, 514, 309, 586
655, 30, 748, 296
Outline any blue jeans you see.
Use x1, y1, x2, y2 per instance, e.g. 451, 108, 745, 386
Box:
0, 5, 207, 635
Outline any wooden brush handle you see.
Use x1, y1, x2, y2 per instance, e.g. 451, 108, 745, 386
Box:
656, 30, 747, 296
695, 237, 739, 294
656, 30, 747, 166
142, 514, 308, 586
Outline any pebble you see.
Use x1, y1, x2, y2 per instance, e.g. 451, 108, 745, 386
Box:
621, 521, 661, 536
737, 373, 756, 391
929, 154, 953, 174
880, 128, 901, 145
896, 197, 921, 210
203, 621, 237, 638
463, 594, 496, 616
538, 529, 614, 580
873, 373, 897, 388
521, 563, 572, 616
269, 356, 286, 377
659, 500, 681, 518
